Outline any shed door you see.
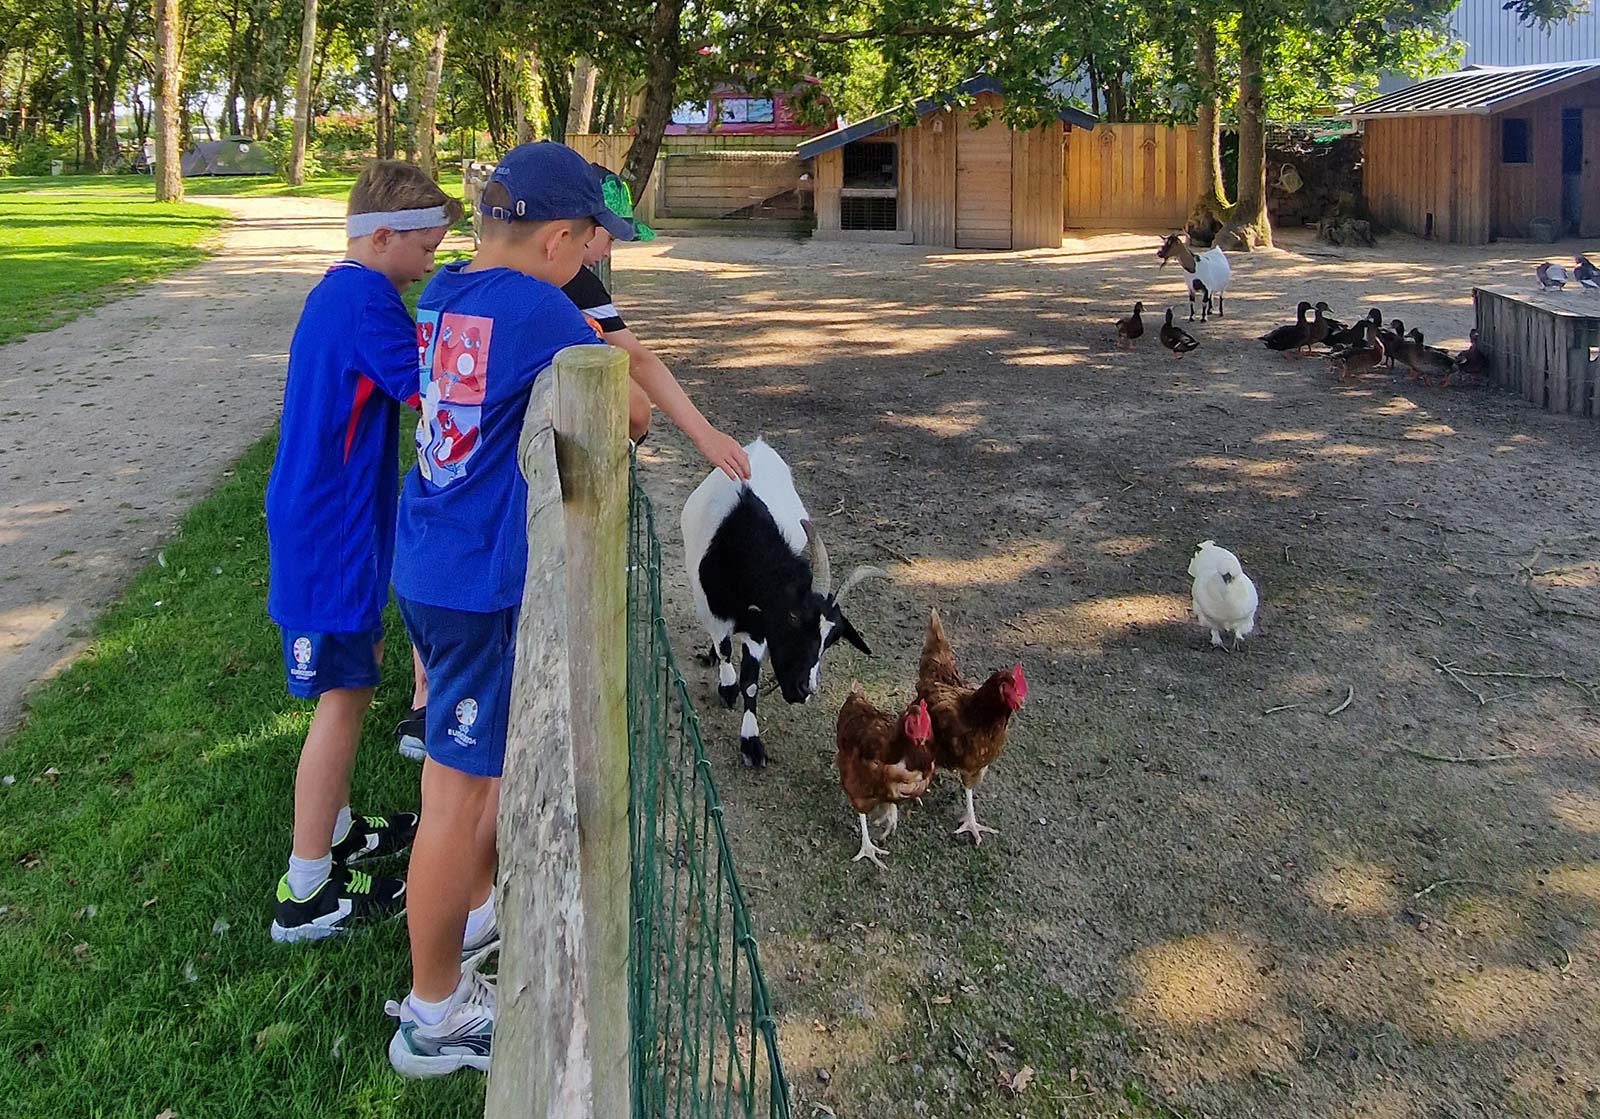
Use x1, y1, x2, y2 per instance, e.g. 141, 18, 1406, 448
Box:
1583, 108, 1600, 238
956, 114, 1012, 249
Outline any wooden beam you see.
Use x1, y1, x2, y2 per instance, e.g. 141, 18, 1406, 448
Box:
487, 343, 632, 1119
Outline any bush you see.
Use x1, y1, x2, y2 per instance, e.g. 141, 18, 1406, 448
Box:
8, 130, 76, 176
259, 121, 325, 181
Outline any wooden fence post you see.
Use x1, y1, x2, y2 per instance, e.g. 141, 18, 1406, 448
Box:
487, 343, 632, 1119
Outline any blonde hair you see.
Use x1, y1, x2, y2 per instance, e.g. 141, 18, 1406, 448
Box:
478, 181, 593, 244
348, 159, 464, 225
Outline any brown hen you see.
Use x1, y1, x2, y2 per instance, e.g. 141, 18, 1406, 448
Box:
836, 688, 935, 869
915, 609, 1027, 845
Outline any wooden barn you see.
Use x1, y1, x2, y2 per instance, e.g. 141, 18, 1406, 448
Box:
1349, 60, 1600, 244
798, 77, 1097, 250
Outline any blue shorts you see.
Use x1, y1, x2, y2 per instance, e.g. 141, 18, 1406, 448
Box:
397, 597, 518, 778
279, 626, 384, 699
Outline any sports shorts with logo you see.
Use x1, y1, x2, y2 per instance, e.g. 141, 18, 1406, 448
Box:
396, 597, 518, 778
279, 627, 384, 699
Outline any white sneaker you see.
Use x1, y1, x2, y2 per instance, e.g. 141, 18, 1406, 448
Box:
385, 947, 497, 1078
461, 916, 499, 962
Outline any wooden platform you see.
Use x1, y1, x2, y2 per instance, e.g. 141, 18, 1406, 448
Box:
1473, 285, 1600, 422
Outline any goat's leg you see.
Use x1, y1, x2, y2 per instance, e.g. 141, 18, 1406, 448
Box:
712, 635, 738, 708
737, 639, 768, 768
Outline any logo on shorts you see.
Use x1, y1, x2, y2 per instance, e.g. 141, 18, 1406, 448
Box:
290, 636, 315, 681
449, 697, 479, 747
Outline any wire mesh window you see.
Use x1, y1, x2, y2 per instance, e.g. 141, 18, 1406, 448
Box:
842, 141, 897, 188
841, 195, 898, 231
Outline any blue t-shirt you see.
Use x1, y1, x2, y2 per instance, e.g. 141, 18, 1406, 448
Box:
265, 261, 420, 633
392, 262, 603, 613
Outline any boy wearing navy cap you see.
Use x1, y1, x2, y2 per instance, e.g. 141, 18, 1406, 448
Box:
383, 142, 628, 1077
265, 160, 462, 943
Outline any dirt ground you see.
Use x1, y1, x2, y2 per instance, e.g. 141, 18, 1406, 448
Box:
0, 195, 349, 733
619, 229, 1600, 1119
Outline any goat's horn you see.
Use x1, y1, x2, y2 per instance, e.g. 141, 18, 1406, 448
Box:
832, 564, 889, 606
801, 519, 831, 597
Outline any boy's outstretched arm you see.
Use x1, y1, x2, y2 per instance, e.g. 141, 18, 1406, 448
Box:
605, 327, 750, 480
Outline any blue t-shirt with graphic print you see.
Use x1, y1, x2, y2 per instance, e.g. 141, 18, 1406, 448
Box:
392, 261, 603, 613
265, 261, 421, 633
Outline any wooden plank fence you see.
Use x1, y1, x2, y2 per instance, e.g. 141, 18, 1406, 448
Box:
1064, 123, 1196, 230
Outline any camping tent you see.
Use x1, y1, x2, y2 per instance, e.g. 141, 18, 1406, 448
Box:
181, 137, 274, 177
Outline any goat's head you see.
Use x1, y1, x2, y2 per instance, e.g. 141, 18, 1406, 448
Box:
763, 521, 886, 705
1156, 232, 1187, 267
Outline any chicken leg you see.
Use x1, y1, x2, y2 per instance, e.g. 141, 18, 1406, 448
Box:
954, 787, 998, 844
852, 813, 890, 869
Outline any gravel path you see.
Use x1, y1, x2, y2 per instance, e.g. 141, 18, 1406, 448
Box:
0, 195, 349, 732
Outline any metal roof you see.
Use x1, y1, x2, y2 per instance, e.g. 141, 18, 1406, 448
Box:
1347, 59, 1600, 117
796, 76, 1097, 159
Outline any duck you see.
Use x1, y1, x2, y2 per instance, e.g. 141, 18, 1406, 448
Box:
1308, 301, 1346, 349
1326, 307, 1380, 351
1260, 301, 1313, 353
1161, 308, 1199, 356
1454, 328, 1487, 383
1115, 301, 1145, 348
1574, 254, 1600, 289
1398, 328, 1456, 386
1328, 319, 1385, 381
1537, 262, 1570, 290
1378, 318, 1406, 369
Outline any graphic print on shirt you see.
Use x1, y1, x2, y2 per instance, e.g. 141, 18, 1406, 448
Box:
415, 309, 492, 487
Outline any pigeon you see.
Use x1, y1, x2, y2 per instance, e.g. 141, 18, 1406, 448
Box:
1188, 541, 1258, 651
1536, 262, 1570, 290
1574, 254, 1600, 289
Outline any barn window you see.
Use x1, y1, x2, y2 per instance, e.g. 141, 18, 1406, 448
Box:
672, 101, 710, 126
719, 98, 775, 124
1502, 118, 1530, 164
843, 141, 897, 188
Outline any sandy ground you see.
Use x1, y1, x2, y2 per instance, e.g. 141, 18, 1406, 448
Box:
0, 195, 350, 732
618, 229, 1600, 1118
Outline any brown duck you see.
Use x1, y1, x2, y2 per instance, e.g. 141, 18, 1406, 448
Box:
1161, 308, 1199, 356
1115, 301, 1145, 348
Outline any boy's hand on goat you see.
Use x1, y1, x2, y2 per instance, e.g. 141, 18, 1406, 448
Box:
695, 427, 752, 481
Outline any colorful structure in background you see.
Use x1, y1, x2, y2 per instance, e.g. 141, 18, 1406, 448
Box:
667, 80, 837, 137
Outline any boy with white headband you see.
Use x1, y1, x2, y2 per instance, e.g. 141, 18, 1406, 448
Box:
264, 160, 463, 942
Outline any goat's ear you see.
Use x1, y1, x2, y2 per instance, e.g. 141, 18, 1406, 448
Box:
827, 613, 872, 657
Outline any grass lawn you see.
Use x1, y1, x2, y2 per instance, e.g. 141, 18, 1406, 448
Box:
0, 178, 227, 346
0, 425, 481, 1118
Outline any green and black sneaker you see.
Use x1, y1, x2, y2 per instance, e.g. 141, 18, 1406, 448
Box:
332, 811, 419, 865
270, 867, 407, 943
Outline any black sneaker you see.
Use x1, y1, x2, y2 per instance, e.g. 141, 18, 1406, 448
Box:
269, 866, 406, 943
396, 707, 426, 761
332, 811, 419, 865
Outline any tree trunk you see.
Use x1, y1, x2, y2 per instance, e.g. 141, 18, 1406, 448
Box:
222, 0, 241, 134
567, 55, 597, 136
512, 50, 536, 144
288, 0, 318, 184
372, 0, 391, 158
416, 26, 447, 178
153, 0, 183, 200
1230, 21, 1272, 249
1188, 18, 1232, 237
14, 47, 30, 141
621, 0, 681, 200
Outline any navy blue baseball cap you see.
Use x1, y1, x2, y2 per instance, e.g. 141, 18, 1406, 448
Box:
480, 141, 635, 241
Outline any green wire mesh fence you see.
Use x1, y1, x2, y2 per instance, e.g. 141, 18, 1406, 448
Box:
626, 457, 792, 1119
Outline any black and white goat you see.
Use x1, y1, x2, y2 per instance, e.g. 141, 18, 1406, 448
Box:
681, 439, 884, 768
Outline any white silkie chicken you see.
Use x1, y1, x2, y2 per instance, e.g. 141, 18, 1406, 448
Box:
1188, 541, 1258, 651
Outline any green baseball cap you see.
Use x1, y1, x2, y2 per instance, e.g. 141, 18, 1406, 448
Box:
590, 163, 656, 242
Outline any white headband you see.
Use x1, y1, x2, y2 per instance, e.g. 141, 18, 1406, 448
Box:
346, 206, 450, 237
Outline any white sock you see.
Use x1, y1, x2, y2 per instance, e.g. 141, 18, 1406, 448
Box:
330, 805, 354, 846
286, 853, 332, 900
405, 989, 454, 1028
463, 893, 497, 947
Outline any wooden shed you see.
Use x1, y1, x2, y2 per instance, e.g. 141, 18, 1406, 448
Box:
1349, 60, 1600, 244
798, 77, 1096, 250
